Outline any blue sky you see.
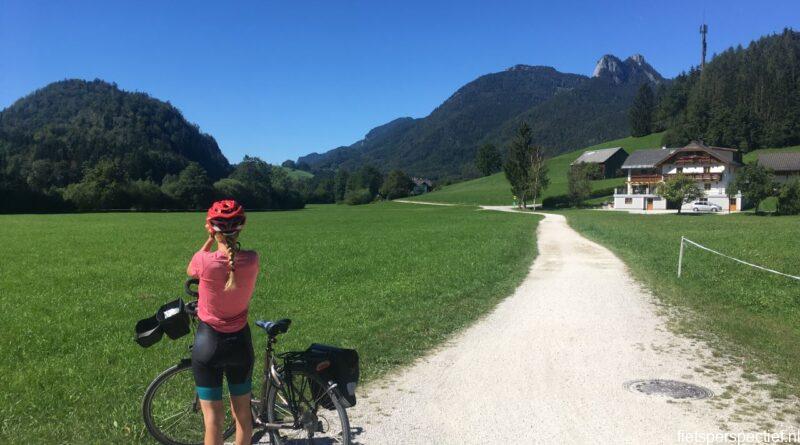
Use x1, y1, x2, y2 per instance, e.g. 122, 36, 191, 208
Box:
2, 1, 798, 164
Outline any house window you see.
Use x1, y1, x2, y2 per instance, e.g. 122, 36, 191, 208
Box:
704, 183, 711, 191
625, 198, 632, 204
677, 167, 683, 173
703, 166, 711, 174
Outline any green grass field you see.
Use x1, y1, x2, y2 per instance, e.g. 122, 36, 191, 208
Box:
0, 203, 541, 443
564, 210, 800, 397
410, 136, 800, 207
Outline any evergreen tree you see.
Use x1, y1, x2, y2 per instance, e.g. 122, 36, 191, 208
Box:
379, 170, 414, 200
475, 143, 502, 176
662, 29, 800, 150
504, 123, 532, 207
333, 169, 350, 202
504, 123, 549, 208
629, 83, 655, 137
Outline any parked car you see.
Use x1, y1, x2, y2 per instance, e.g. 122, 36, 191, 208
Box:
692, 200, 722, 212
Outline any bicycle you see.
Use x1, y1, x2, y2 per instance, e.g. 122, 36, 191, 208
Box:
141, 279, 354, 445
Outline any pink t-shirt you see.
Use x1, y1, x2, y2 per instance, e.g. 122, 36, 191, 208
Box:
188, 250, 259, 333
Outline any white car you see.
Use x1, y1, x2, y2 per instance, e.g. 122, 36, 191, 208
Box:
692, 201, 722, 212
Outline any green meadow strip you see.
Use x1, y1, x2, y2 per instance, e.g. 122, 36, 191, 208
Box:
563, 210, 800, 397
0, 202, 540, 443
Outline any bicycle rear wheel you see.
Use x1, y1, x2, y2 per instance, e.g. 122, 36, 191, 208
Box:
142, 361, 236, 445
266, 371, 351, 445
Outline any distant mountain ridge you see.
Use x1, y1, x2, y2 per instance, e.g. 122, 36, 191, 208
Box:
299, 55, 664, 179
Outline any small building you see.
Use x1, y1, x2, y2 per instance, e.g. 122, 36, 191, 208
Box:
570, 147, 629, 179
411, 177, 434, 195
756, 152, 800, 184
613, 141, 744, 212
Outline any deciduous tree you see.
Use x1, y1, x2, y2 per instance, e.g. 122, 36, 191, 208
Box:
656, 173, 703, 214
776, 179, 800, 215
567, 164, 597, 207
726, 163, 775, 214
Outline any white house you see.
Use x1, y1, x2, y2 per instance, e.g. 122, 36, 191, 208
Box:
613, 141, 744, 212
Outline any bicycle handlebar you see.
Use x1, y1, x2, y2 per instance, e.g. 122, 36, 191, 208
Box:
184, 278, 199, 299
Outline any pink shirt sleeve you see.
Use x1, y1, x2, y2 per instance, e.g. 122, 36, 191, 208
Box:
188, 251, 206, 277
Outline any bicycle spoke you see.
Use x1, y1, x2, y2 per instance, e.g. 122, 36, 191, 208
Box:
161, 410, 193, 435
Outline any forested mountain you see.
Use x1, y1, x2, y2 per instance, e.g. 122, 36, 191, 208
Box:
659, 29, 800, 150
299, 56, 663, 179
0, 80, 308, 212
0, 79, 230, 184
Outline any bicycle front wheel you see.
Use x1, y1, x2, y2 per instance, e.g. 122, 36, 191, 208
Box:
266, 371, 351, 445
142, 361, 236, 445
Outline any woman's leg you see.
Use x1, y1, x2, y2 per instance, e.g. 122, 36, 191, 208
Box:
192, 322, 225, 445
226, 324, 255, 445
229, 393, 253, 445
199, 400, 225, 445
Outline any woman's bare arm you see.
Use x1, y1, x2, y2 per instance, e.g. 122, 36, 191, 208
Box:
187, 234, 215, 276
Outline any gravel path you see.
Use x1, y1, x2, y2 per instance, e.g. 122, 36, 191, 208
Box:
348, 210, 794, 444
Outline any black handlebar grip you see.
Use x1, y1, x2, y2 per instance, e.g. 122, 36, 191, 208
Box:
185, 278, 200, 298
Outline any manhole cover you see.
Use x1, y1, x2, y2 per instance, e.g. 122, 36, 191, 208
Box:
624, 379, 714, 400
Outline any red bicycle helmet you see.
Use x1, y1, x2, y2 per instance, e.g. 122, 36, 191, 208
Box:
206, 200, 246, 235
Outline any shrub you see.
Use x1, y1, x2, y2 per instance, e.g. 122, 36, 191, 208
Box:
344, 188, 374, 205
777, 179, 800, 215
541, 194, 571, 209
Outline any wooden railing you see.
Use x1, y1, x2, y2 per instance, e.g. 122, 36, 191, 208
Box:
629, 174, 663, 184
665, 172, 721, 181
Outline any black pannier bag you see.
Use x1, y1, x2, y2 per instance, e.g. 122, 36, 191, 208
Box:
156, 298, 191, 340
135, 314, 164, 347
305, 344, 360, 408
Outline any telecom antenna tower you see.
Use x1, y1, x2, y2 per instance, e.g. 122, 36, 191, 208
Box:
700, 23, 708, 69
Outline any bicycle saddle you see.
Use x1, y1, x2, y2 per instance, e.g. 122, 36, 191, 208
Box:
256, 319, 291, 336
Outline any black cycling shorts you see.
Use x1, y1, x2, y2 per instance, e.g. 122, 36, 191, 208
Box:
191, 321, 254, 401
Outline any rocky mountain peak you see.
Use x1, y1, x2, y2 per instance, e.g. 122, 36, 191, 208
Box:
592, 54, 663, 85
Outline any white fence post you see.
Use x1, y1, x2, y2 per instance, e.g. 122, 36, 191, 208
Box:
677, 236, 685, 277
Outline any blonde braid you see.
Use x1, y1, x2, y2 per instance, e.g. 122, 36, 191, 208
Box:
223, 233, 241, 291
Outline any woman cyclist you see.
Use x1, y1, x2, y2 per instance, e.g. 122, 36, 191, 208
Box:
187, 200, 259, 445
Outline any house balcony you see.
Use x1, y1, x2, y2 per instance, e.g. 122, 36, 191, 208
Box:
629, 174, 663, 184
664, 172, 722, 181
614, 186, 658, 196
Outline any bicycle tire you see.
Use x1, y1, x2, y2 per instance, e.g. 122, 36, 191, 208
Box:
142, 361, 236, 445
266, 371, 351, 445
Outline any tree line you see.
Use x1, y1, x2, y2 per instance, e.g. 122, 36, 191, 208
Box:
302, 165, 418, 205
629, 29, 800, 150
0, 156, 307, 212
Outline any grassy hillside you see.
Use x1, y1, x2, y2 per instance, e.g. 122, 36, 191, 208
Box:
565, 210, 800, 399
0, 203, 541, 443
282, 167, 314, 179
412, 134, 800, 207
408, 132, 665, 206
